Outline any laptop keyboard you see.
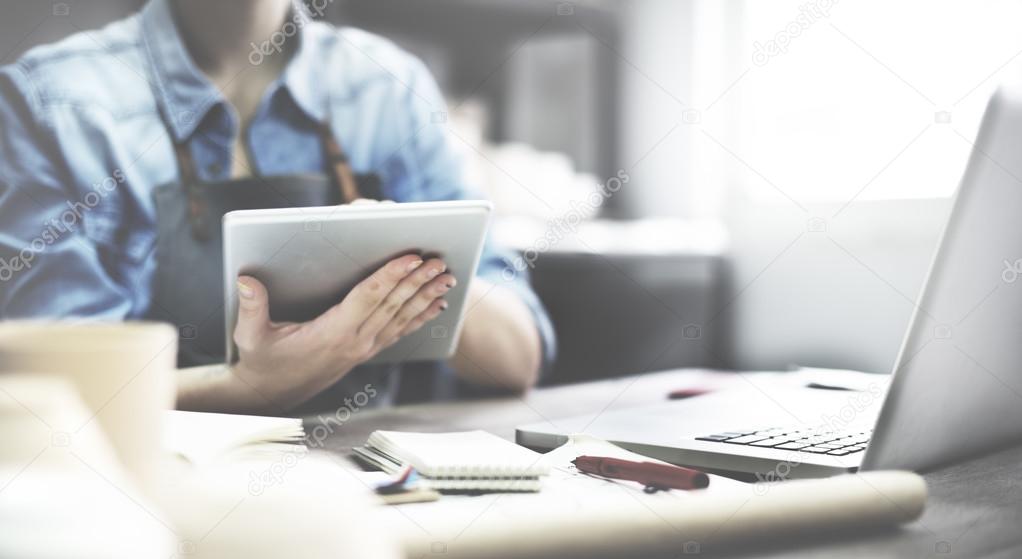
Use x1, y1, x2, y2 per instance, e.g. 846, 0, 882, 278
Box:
696, 426, 871, 456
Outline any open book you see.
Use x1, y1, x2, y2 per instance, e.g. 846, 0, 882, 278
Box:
163, 410, 306, 465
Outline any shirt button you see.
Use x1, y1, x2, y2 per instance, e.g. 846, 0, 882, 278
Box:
206, 162, 223, 176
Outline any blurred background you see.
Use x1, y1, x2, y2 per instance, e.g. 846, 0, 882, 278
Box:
3, 0, 1019, 385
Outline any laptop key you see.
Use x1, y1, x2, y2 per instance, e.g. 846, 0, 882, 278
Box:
801, 446, 833, 453
750, 437, 789, 447
775, 442, 810, 450
827, 449, 853, 456
723, 434, 768, 444
695, 434, 734, 442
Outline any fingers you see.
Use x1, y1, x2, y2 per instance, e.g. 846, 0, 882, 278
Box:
376, 273, 455, 346
233, 276, 271, 351
319, 254, 424, 330
398, 298, 448, 339
356, 258, 448, 341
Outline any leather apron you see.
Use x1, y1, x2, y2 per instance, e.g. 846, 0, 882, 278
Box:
145, 119, 397, 411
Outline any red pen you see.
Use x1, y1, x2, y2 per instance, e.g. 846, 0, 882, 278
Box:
572, 455, 710, 492
668, 387, 715, 400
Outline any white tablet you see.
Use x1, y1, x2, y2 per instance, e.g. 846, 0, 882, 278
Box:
223, 200, 492, 365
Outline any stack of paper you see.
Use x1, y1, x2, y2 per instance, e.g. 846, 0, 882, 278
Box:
163, 410, 306, 465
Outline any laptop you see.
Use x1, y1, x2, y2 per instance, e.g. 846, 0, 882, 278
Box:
517, 80, 1022, 479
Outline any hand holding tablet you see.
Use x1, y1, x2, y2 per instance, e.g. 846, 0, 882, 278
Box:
223, 201, 492, 365
220, 200, 492, 410
228, 254, 450, 409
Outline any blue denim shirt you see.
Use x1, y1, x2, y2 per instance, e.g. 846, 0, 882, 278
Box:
0, 0, 554, 370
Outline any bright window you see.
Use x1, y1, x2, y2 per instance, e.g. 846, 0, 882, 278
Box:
699, 0, 1022, 205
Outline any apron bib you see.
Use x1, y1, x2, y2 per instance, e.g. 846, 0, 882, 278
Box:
145, 118, 396, 410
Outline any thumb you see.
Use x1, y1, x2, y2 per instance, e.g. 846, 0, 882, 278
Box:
233, 275, 270, 350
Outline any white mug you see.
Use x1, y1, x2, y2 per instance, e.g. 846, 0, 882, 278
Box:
0, 372, 176, 559
0, 321, 178, 491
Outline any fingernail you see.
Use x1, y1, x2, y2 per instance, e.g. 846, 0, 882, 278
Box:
446, 278, 457, 288
237, 280, 254, 299
440, 301, 449, 311
407, 259, 424, 272
428, 267, 441, 278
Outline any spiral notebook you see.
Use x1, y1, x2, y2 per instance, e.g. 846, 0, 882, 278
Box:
354, 430, 549, 492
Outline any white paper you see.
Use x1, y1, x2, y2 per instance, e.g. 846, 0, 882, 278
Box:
163, 410, 305, 465
381, 435, 927, 559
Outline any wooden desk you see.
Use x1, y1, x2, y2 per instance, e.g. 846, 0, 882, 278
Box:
304, 369, 1022, 558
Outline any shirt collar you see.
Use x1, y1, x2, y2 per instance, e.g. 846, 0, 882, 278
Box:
140, 0, 327, 142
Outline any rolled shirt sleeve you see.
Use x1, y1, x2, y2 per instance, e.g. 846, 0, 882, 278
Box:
0, 64, 133, 320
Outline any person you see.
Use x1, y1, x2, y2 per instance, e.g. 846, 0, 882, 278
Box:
0, 0, 555, 413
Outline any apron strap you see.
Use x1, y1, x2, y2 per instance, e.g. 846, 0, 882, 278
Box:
171, 140, 213, 241
318, 121, 362, 204
165, 118, 366, 240
153, 100, 213, 241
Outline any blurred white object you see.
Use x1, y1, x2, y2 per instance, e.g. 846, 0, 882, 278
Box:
0, 322, 178, 493
493, 217, 729, 257
158, 409, 395, 558
481, 143, 601, 220
0, 325, 394, 559
0, 373, 175, 559
159, 454, 399, 559
449, 101, 602, 220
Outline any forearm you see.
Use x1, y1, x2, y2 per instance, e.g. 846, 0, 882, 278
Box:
450, 279, 543, 393
175, 364, 281, 414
